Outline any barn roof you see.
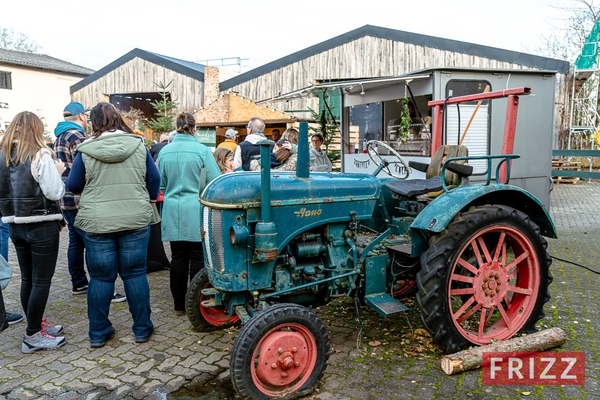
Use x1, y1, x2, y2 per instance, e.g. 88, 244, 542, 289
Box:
220, 24, 570, 91
0, 48, 94, 75
70, 48, 205, 93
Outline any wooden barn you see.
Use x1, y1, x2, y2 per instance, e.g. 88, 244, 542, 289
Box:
70, 48, 206, 128
218, 25, 570, 119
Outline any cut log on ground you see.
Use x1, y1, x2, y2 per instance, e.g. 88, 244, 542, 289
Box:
440, 327, 567, 375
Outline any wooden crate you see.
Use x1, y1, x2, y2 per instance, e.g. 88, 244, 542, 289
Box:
552, 160, 581, 184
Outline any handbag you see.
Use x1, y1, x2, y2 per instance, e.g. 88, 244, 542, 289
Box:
0, 255, 12, 290
56, 201, 67, 231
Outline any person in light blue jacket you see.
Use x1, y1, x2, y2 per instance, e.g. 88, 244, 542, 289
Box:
157, 112, 220, 316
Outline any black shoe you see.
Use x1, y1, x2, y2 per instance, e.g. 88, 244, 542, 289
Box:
72, 285, 88, 295
90, 327, 115, 348
135, 327, 154, 343
6, 312, 24, 325
111, 293, 127, 303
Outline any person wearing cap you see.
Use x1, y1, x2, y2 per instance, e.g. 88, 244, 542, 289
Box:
217, 128, 239, 152
53, 102, 90, 296
54, 103, 128, 304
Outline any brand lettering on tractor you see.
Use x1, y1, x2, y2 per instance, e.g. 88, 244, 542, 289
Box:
294, 208, 322, 217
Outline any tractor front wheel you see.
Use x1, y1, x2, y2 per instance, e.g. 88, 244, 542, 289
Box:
416, 205, 552, 353
185, 268, 240, 332
230, 303, 330, 399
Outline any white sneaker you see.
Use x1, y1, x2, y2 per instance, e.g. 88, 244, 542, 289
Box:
22, 330, 66, 353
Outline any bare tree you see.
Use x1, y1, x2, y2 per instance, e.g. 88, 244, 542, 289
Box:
535, 1, 599, 61
0, 28, 40, 53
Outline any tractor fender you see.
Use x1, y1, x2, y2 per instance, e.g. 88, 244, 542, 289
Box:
411, 184, 557, 238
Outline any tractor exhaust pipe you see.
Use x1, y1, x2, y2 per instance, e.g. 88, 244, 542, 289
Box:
296, 122, 310, 179
255, 139, 277, 263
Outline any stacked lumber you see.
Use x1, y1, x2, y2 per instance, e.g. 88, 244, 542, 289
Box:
552, 160, 581, 184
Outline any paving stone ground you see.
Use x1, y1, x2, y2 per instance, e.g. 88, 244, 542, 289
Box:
0, 182, 598, 400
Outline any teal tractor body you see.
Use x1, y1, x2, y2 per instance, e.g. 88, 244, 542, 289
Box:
188, 87, 557, 400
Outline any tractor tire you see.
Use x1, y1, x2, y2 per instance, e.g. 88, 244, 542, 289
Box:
416, 205, 552, 354
230, 303, 330, 400
185, 268, 240, 332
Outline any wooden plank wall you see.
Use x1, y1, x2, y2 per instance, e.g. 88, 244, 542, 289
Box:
71, 58, 204, 112
224, 36, 534, 116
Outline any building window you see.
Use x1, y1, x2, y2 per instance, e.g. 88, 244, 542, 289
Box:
0, 71, 12, 90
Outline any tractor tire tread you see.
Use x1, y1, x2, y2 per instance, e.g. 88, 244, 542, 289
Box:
415, 204, 552, 354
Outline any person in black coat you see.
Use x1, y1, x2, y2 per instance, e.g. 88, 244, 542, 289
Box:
149, 133, 169, 161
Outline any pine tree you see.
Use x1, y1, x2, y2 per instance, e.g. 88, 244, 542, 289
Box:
146, 80, 178, 134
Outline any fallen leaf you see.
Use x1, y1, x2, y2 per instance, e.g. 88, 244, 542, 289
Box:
521, 392, 531, 396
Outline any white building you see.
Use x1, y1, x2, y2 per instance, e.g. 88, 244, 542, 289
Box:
0, 48, 94, 136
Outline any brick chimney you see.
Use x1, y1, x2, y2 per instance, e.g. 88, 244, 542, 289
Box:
203, 66, 219, 107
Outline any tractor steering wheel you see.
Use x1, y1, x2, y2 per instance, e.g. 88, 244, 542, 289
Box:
366, 140, 410, 180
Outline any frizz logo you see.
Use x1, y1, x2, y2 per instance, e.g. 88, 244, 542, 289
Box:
482, 352, 585, 386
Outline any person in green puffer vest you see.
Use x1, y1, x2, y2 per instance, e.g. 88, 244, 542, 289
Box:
66, 102, 160, 348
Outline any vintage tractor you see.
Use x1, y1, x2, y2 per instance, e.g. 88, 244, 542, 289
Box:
186, 87, 555, 399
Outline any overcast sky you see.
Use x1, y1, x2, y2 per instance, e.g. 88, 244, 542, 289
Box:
3, 0, 576, 73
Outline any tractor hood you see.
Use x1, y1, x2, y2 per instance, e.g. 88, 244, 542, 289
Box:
200, 171, 381, 209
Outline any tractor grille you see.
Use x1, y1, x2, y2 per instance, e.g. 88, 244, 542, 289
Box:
204, 208, 225, 272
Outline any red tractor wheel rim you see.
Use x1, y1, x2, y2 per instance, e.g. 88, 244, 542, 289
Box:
447, 225, 540, 344
199, 282, 239, 326
251, 323, 317, 396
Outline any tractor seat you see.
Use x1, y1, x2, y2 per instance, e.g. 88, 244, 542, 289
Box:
385, 145, 472, 198
385, 175, 443, 197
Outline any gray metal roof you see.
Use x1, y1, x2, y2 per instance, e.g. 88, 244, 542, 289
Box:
0, 48, 94, 75
220, 25, 570, 91
70, 48, 205, 93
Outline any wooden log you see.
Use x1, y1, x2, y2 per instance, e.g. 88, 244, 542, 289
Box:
440, 327, 567, 375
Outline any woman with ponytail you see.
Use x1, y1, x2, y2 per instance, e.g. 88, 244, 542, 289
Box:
157, 112, 220, 316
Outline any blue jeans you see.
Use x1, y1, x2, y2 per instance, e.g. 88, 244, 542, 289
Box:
9, 221, 60, 335
62, 209, 88, 290
83, 226, 153, 343
0, 220, 9, 260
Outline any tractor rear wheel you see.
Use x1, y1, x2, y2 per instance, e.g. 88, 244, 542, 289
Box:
185, 268, 240, 332
416, 205, 552, 353
230, 303, 330, 399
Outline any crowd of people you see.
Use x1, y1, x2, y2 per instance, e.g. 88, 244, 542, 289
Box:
0, 105, 333, 352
